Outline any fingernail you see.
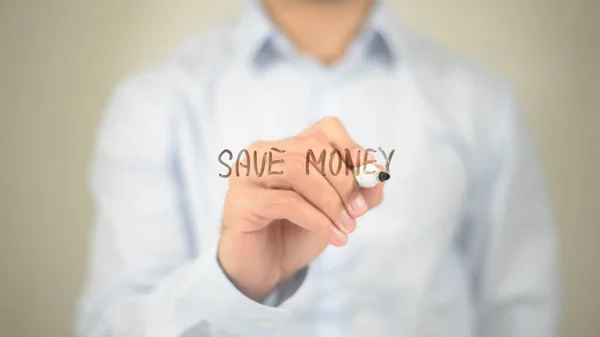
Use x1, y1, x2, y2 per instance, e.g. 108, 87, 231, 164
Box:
340, 210, 356, 233
350, 193, 368, 215
331, 225, 348, 246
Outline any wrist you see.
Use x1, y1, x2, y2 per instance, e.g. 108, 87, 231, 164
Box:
217, 235, 281, 302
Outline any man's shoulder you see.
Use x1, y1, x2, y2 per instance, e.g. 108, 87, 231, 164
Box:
167, 19, 237, 76
98, 21, 238, 156
109, 19, 236, 106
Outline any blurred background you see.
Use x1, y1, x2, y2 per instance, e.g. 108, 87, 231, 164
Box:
0, 0, 598, 336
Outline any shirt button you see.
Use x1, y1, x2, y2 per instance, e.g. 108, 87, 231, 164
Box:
258, 318, 273, 328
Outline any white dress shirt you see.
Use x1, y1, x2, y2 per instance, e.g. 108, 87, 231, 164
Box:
75, 1, 560, 336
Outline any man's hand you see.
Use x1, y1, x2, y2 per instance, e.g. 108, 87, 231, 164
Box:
218, 117, 385, 301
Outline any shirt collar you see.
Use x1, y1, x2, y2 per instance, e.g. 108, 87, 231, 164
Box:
232, 0, 401, 69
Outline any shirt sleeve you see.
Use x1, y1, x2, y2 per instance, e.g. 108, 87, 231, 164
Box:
466, 87, 561, 337
74, 72, 303, 337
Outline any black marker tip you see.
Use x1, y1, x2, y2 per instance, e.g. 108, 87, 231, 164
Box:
378, 171, 391, 182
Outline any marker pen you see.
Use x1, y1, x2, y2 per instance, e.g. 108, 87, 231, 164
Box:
354, 163, 390, 188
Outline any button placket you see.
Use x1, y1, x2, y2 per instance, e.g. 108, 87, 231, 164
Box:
312, 69, 350, 337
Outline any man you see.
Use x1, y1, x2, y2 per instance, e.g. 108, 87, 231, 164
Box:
75, 0, 560, 336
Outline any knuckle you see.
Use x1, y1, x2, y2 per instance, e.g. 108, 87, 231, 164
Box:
310, 132, 329, 146
321, 116, 343, 128
264, 192, 281, 209
259, 190, 286, 214
263, 172, 287, 189
292, 135, 309, 147
281, 192, 302, 209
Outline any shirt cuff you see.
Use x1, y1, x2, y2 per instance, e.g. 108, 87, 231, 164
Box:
261, 288, 280, 307
184, 241, 292, 335
261, 266, 308, 307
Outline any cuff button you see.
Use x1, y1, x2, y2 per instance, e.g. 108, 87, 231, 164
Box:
258, 318, 273, 328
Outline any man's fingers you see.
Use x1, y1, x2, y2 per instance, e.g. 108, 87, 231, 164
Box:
243, 137, 364, 230
227, 117, 387, 240
314, 150, 369, 219
239, 137, 383, 226
253, 154, 358, 235
360, 183, 385, 209
235, 187, 349, 247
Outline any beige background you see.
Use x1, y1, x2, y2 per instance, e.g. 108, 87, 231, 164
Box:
1, 0, 598, 336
